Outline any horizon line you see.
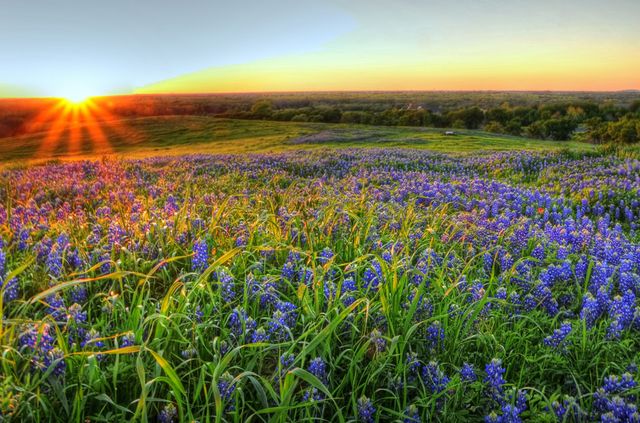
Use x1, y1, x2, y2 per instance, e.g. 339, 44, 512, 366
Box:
1, 88, 639, 101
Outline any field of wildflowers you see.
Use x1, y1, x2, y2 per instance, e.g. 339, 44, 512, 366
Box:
1, 148, 639, 422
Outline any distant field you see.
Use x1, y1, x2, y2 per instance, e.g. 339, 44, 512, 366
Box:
0, 116, 595, 165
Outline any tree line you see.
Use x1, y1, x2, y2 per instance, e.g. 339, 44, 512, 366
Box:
237, 99, 640, 144
1, 93, 639, 144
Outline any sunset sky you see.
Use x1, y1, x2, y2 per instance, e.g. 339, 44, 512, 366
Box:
1, 0, 639, 98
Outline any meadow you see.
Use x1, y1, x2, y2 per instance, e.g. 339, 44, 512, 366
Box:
0, 116, 594, 165
1, 124, 639, 422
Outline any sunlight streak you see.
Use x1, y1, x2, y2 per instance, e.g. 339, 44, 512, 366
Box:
27, 97, 138, 160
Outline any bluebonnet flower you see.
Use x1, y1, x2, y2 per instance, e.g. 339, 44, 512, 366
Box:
363, 260, 383, 290
120, 333, 135, 347
532, 283, 559, 316
602, 373, 637, 394
405, 290, 433, 321
66, 303, 87, 325
259, 281, 279, 308
495, 287, 508, 301
485, 389, 527, 423
500, 252, 514, 273
275, 300, 298, 327
543, 322, 572, 350
341, 277, 357, 306
426, 320, 444, 351
17, 229, 30, 251
357, 396, 376, 423
403, 405, 421, 423
281, 261, 296, 281
308, 357, 328, 384
194, 305, 204, 323
158, 403, 177, 423
19, 323, 65, 376
181, 348, 197, 359
2, 277, 19, 303
460, 363, 477, 382
531, 244, 545, 261
217, 374, 237, 411
228, 307, 256, 338
319, 247, 334, 265
484, 252, 495, 274
302, 387, 324, 402
66, 248, 83, 269
485, 359, 507, 404
191, 239, 208, 272
46, 293, 66, 320
575, 256, 589, 282
217, 269, 235, 302
43, 348, 66, 377
298, 267, 314, 286
469, 282, 485, 302
280, 353, 295, 369
251, 327, 268, 343
369, 329, 387, 354
164, 195, 179, 215
580, 292, 602, 328
71, 285, 88, 303
620, 272, 640, 296
593, 373, 639, 422
549, 396, 581, 421
46, 246, 63, 278
607, 291, 636, 339
234, 235, 246, 248
81, 328, 106, 359
406, 352, 421, 382
286, 251, 301, 264
382, 250, 393, 264
421, 361, 450, 394
268, 310, 292, 341
323, 280, 337, 301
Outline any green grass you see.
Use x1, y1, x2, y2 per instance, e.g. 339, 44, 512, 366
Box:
0, 116, 595, 165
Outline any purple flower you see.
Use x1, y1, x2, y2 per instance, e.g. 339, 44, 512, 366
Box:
421, 361, 450, 394
357, 396, 376, 423
369, 329, 387, 354
460, 363, 477, 382
308, 357, 328, 384
543, 322, 572, 350
319, 247, 334, 265
403, 405, 421, 423
191, 239, 208, 272
426, 320, 444, 351
485, 359, 507, 404
158, 403, 177, 423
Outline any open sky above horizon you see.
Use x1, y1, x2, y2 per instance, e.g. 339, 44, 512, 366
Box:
1, 0, 639, 98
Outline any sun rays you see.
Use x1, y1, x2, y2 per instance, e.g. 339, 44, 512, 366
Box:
26, 97, 141, 160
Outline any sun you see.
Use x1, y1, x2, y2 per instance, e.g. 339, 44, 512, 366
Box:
64, 94, 91, 105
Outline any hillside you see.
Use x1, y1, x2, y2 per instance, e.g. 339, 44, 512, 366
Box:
0, 116, 595, 165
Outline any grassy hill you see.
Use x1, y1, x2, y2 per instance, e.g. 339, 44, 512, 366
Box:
0, 115, 595, 165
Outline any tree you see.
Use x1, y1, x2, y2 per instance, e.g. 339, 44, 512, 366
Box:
484, 121, 505, 134
251, 100, 273, 119
604, 117, 640, 144
486, 107, 512, 125
543, 118, 577, 140
448, 107, 485, 129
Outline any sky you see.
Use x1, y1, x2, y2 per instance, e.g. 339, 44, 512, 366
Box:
1, 0, 639, 97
